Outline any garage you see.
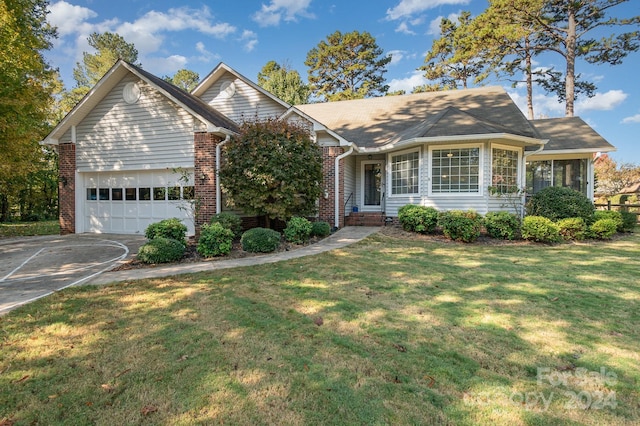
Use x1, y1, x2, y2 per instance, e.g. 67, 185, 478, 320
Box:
81, 170, 195, 235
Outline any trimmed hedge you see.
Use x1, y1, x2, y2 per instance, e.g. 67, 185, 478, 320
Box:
145, 218, 187, 246
483, 211, 520, 240
594, 210, 623, 232
241, 227, 281, 253
589, 218, 617, 240
284, 217, 312, 244
311, 221, 331, 238
620, 211, 637, 232
521, 216, 561, 243
138, 237, 185, 264
398, 204, 439, 234
210, 212, 243, 238
526, 186, 594, 223
197, 223, 234, 257
437, 210, 482, 243
557, 217, 586, 241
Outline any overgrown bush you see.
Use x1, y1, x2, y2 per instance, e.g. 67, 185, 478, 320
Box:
398, 204, 439, 234
241, 227, 282, 253
284, 217, 313, 244
197, 223, 234, 257
619, 211, 637, 232
437, 210, 482, 243
521, 216, 561, 243
145, 218, 187, 246
594, 210, 623, 232
483, 211, 520, 240
210, 212, 243, 238
556, 217, 586, 241
526, 186, 594, 223
589, 218, 617, 240
137, 237, 185, 264
311, 221, 331, 238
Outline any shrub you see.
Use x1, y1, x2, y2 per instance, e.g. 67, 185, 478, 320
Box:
556, 217, 586, 241
521, 216, 561, 243
594, 210, 623, 232
284, 217, 313, 244
209, 212, 243, 238
137, 237, 185, 264
619, 211, 637, 232
526, 186, 594, 223
589, 218, 617, 240
483, 211, 520, 240
437, 210, 482, 243
241, 227, 282, 253
197, 223, 234, 257
398, 204, 439, 234
311, 221, 331, 238
145, 218, 187, 246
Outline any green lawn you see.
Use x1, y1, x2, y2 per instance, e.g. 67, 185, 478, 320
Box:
0, 220, 59, 238
1, 231, 638, 425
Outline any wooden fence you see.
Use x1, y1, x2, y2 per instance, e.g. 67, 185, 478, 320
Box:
594, 201, 640, 222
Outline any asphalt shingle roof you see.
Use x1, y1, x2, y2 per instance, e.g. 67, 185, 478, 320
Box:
530, 117, 614, 152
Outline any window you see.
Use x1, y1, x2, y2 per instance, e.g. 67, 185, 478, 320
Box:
153, 187, 166, 201
526, 161, 551, 194
99, 188, 110, 201
182, 186, 195, 200
168, 186, 181, 201
391, 151, 419, 195
491, 148, 519, 193
125, 188, 137, 201
112, 188, 123, 201
139, 187, 151, 201
87, 188, 97, 200
526, 159, 588, 195
431, 147, 480, 193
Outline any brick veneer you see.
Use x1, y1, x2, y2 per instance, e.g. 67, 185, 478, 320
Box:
58, 143, 76, 234
194, 132, 223, 234
318, 146, 345, 228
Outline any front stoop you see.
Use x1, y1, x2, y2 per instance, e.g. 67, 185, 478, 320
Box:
345, 212, 387, 226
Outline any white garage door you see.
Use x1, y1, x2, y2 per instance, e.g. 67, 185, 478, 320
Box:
81, 170, 195, 235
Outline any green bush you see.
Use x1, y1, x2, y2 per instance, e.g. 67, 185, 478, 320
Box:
210, 212, 243, 238
526, 186, 594, 223
556, 217, 586, 241
437, 210, 482, 243
241, 227, 282, 253
483, 211, 520, 240
619, 211, 637, 232
137, 237, 185, 264
398, 204, 439, 234
311, 221, 331, 238
521, 216, 561, 243
589, 218, 618, 240
594, 210, 623, 232
284, 217, 313, 244
197, 223, 234, 257
145, 218, 187, 246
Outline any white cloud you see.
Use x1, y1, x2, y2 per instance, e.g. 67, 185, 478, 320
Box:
622, 114, 640, 124
48, 1, 97, 36
195, 42, 220, 63
386, 0, 469, 21
388, 71, 428, 93
427, 13, 460, 35
143, 55, 188, 75
240, 30, 258, 52
388, 50, 406, 65
395, 22, 416, 35
575, 90, 627, 113
252, 0, 314, 27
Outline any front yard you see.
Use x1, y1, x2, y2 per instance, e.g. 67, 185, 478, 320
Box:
1, 231, 638, 425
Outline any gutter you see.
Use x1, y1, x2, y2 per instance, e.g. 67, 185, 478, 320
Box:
215, 133, 232, 214
334, 145, 354, 229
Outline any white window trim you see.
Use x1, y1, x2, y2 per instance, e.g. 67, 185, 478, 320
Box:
428, 144, 483, 197
387, 147, 421, 198
360, 160, 384, 211
490, 143, 522, 196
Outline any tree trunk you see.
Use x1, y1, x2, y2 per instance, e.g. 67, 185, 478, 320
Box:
525, 37, 534, 120
564, 4, 577, 117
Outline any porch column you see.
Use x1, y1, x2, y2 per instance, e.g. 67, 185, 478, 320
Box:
58, 143, 76, 235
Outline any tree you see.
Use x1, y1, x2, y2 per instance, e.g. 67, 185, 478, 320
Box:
305, 30, 391, 101
0, 0, 58, 221
595, 155, 640, 196
257, 61, 310, 105
420, 12, 490, 90
163, 69, 199, 92
219, 118, 323, 227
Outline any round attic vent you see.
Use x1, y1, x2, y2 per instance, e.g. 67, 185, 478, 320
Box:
123, 82, 141, 104
219, 80, 236, 98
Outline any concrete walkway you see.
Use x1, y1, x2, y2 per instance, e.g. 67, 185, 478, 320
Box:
89, 227, 381, 285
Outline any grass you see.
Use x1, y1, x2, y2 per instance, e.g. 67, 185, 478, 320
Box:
0, 220, 59, 238
1, 231, 639, 425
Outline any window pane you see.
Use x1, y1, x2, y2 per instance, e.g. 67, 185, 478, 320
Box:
153, 187, 166, 201
112, 188, 123, 200
99, 188, 110, 201
139, 187, 151, 201
182, 186, 195, 200
87, 188, 97, 200
391, 151, 419, 195
553, 159, 588, 195
526, 161, 551, 195
125, 188, 137, 201
491, 148, 519, 194
432, 148, 480, 193
168, 186, 181, 200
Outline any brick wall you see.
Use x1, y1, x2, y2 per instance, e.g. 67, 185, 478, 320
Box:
58, 143, 76, 234
194, 132, 223, 234
318, 146, 345, 228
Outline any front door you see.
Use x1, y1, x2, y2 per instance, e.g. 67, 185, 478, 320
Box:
362, 161, 383, 210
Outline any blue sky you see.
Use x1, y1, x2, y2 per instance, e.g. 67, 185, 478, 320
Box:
45, 0, 640, 164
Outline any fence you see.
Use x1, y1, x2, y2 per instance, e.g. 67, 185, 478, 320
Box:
594, 201, 640, 222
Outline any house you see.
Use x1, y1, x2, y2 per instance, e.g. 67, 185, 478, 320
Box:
43, 60, 615, 235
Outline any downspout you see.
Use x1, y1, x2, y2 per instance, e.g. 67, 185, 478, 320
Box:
216, 134, 231, 214
334, 145, 354, 229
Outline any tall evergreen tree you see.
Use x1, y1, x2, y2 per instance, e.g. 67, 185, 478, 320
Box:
257, 61, 309, 105
163, 69, 200, 92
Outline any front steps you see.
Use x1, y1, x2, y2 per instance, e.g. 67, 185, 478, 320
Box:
345, 212, 389, 226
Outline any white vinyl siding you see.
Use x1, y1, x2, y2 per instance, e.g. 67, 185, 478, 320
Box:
75, 76, 195, 172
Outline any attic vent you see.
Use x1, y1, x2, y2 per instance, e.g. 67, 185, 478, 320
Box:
219, 80, 236, 99
123, 82, 141, 104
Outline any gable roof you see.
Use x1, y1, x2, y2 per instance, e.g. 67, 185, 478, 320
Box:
296, 86, 541, 150
530, 117, 615, 154
43, 60, 238, 145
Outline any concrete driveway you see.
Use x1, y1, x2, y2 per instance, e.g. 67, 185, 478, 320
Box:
0, 234, 145, 314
